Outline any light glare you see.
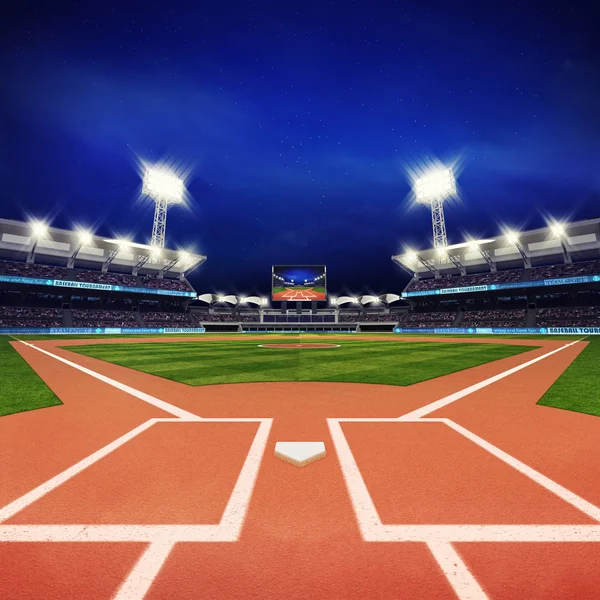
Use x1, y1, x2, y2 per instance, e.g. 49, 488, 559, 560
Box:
30, 221, 48, 238
142, 167, 184, 203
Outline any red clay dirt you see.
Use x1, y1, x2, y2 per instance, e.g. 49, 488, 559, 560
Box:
1, 335, 600, 599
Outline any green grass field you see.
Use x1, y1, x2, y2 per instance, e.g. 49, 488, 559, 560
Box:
0, 336, 62, 417
2, 333, 599, 418
65, 338, 534, 387
537, 337, 600, 415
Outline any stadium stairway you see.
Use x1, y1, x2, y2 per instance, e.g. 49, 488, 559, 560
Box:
453, 311, 463, 326
63, 309, 73, 327
526, 307, 536, 327
135, 311, 145, 327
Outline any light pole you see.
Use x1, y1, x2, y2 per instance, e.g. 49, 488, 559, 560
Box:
142, 166, 185, 248
413, 168, 456, 249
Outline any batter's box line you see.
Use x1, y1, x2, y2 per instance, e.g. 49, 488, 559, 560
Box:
326, 416, 600, 540
0, 416, 273, 535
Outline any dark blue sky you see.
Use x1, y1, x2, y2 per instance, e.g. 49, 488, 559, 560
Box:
2, 0, 599, 297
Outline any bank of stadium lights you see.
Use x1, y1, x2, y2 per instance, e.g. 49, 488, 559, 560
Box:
78, 230, 93, 246
261, 298, 269, 306
505, 231, 520, 245
142, 165, 185, 249
550, 222, 566, 237
30, 221, 48, 238
413, 167, 456, 249
149, 246, 162, 259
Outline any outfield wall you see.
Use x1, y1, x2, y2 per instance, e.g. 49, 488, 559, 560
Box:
0, 327, 206, 335
393, 327, 600, 335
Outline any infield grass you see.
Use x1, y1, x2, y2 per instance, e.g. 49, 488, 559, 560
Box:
65, 338, 535, 387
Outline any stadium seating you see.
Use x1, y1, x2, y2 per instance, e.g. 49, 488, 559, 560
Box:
0, 260, 68, 280
72, 309, 137, 329
0, 306, 63, 327
536, 306, 600, 327
462, 309, 526, 327
407, 260, 600, 293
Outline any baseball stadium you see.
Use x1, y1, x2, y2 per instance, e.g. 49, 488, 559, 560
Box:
2, 164, 600, 600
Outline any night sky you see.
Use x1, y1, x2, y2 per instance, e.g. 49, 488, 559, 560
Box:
2, 0, 599, 298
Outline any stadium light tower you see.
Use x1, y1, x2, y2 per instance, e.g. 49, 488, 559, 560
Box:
413, 168, 456, 248
142, 166, 185, 248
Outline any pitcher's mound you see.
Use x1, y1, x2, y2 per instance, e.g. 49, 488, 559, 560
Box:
258, 343, 341, 349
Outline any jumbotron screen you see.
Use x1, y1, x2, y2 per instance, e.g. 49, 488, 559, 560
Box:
271, 265, 327, 301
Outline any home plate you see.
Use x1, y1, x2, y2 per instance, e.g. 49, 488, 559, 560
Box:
274, 442, 327, 467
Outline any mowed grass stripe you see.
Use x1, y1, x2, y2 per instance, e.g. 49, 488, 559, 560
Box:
64, 340, 536, 387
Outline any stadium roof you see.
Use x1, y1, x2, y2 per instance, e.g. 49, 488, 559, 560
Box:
195, 293, 403, 306
393, 217, 600, 277
0, 218, 206, 278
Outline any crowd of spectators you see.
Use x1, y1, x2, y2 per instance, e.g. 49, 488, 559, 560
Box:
74, 270, 137, 287
462, 309, 526, 327
141, 312, 191, 324
409, 269, 524, 292
408, 260, 600, 294
0, 260, 68, 280
196, 314, 237, 322
536, 306, 600, 326
138, 275, 192, 292
72, 309, 137, 329
238, 313, 260, 322
0, 260, 194, 294
359, 313, 399, 322
404, 312, 455, 323
0, 306, 63, 327
530, 261, 600, 281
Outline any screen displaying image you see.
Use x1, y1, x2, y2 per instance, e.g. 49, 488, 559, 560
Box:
272, 265, 327, 301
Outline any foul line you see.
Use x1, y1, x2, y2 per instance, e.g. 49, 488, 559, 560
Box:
398, 339, 582, 420
17, 340, 201, 421
427, 542, 489, 600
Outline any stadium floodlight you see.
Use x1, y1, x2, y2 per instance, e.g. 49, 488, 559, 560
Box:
261, 297, 269, 306
550, 222, 566, 238
150, 246, 162, 259
413, 168, 456, 248
239, 296, 246, 303
142, 166, 185, 248
404, 250, 418, 265
506, 231, 519, 245
78, 230, 93, 246
30, 221, 48, 238
217, 294, 225, 303
330, 297, 338, 305
437, 246, 447, 257
119, 238, 131, 249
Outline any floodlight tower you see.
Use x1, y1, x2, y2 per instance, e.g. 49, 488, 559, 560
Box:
413, 168, 456, 249
142, 166, 185, 248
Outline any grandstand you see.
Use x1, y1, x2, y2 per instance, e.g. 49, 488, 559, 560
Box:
0, 219, 205, 332
392, 218, 600, 330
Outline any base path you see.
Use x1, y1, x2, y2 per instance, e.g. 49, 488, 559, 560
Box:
1, 336, 600, 599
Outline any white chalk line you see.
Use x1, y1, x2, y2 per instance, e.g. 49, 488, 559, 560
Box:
3, 336, 592, 600
113, 540, 175, 600
398, 339, 581, 420
17, 340, 202, 421
0, 418, 158, 524
427, 542, 490, 600
3, 339, 274, 598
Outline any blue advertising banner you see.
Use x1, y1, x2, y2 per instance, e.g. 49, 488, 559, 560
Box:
393, 327, 600, 335
401, 274, 600, 298
0, 327, 206, 335
0, 274, 196, 298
